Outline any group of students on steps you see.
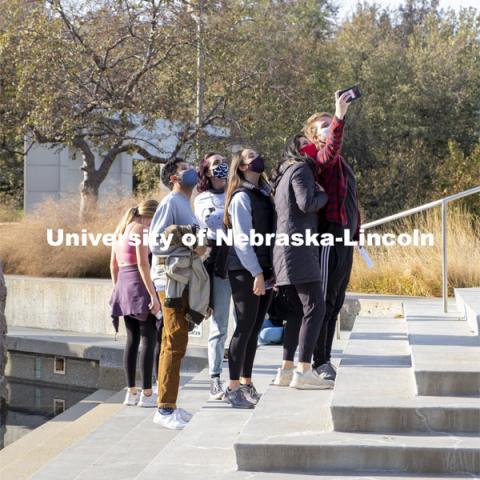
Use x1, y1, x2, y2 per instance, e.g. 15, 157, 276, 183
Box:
109, 90, 360, 430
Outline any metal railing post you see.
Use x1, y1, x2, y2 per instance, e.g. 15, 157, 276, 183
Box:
360, 185, 479, 307
441, 200, 448, 313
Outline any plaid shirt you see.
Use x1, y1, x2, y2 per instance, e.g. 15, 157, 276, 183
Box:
314, 116, 361, 241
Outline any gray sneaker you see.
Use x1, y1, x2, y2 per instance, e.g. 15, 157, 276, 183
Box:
224, 387, 255, 409
240, 383, 262, 405
209, 377, 225, 400
289, 369, 334, 389
315, 362, 337, 381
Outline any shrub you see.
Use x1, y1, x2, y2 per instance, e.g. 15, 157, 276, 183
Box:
0, 193, 165, 278
350, 207, 480, 297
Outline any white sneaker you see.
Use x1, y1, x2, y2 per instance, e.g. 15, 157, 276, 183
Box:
153, 409, 187, 430
289, 369, 334, 390
273, 367, 294, 386
123, 390, 139, 406
138, 391, 158, 408
177, 408, 193, 423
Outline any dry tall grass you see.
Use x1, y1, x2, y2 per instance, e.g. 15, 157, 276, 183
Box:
0, 195, 23, 223
0, 195, 478, 296
0, 193, 165, 278
350, 207, 480, 296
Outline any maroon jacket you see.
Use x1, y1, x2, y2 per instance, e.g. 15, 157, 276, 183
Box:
309, 116, 361, 241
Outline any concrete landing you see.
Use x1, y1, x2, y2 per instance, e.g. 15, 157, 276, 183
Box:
133, 337, 348, 480
0, 389, 123, 480
29, 371, 200, 480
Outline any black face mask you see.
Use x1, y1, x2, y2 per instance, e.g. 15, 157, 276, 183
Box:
248, 155, 265, 173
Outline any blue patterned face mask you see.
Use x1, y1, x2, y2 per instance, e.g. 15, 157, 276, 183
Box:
212, 162, 229, 179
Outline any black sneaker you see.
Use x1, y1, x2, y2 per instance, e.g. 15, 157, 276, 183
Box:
209, 377, 225, 400
224, 387, 255, 409
315, 362, 337, 381
240, 383, 262, 405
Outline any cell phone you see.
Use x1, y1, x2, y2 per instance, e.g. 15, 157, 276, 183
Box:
265, 279, 275, 290
338, 85, 361, 103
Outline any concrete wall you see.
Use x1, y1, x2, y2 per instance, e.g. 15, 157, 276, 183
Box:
24, 143, 132, 213
4, 275, 230, 348
4, 275, 407, 349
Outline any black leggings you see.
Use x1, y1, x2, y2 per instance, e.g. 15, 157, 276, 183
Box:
282, 282, 325, 363
124, 314, 157, 390
228, 270, 273, 380
154, 322, 163, 383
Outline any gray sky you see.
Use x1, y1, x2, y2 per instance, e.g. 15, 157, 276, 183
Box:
336, 0, 480, 19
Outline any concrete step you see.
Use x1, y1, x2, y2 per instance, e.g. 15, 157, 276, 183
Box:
235, 428, 480, 475
29, 372, 202, 480
332, 316, 480, 433
404, 301, 480, 397
455, 288, 480, 336
235, 316, 480, 475
225, 473, 479, 480
0, 388, 122, 480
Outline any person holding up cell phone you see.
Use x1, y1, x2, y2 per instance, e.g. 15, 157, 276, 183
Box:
222, 148, 275, 409
271, 134, 332, 389
194, 152, 232, 401
301, 89, 362, 383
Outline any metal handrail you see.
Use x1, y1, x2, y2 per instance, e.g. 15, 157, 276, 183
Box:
360, 185, 480, 313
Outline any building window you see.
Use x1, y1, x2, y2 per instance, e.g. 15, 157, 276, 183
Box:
54, 356, 66, 375
53, 398, 66, 416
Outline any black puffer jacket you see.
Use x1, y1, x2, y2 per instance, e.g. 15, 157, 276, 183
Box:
273, 161, 328, 286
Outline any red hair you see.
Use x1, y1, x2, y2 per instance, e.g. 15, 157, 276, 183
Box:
197, 151, 221, 193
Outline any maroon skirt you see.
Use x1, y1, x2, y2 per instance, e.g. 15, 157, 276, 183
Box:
110, 265, 151, 330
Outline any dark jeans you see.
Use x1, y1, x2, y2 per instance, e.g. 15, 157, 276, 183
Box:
282, 281, 325, 363
313, 225, 354, 368
124, 314, 157, 390
228, 270, 273, 380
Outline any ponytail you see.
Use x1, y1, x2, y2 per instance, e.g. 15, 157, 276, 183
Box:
114, 207, 137, 237
114, 199, 159, 237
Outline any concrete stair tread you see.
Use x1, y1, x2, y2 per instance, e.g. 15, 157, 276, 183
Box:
404, 302, 480, 396
29, 372, 202, 480
335, 394, 480, 408
402, 300, 462, 319
235, 413, 480, 474
237, 429, 480, 447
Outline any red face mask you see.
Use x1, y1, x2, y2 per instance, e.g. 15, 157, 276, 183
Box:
300, 143, 318, 159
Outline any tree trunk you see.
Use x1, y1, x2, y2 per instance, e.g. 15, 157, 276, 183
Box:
74, 136, 101, 223
79, 177, 100, 223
